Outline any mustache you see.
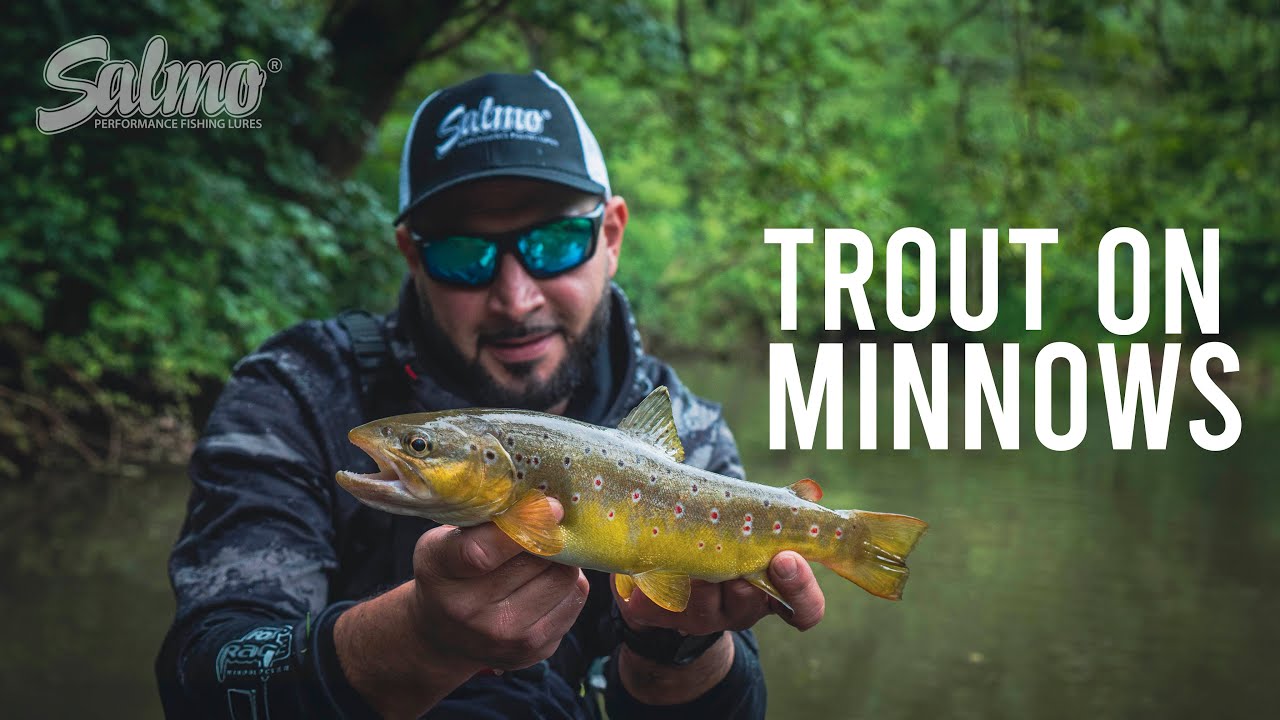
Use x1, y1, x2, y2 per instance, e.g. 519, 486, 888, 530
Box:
477, 323, 563, 346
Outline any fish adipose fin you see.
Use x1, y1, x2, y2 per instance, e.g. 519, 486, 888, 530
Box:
631, 569, 691, 612
493, 490, 566, 557
786, 478, 824, 502
615, 573, 638, 602
617, 386, 685, 462
822, 511, 928, 601
744, 571, 794, 613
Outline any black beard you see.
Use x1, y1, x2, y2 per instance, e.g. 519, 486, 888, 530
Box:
416, 289, 612, 411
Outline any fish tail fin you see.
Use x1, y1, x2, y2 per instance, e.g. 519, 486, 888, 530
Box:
820, 511, 928, 600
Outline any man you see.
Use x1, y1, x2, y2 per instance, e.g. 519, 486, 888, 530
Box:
157, 71, 825, 719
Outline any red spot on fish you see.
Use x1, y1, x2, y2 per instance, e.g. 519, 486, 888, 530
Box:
571, 494, 580, 504
537, 483, 547, 492
651, 527, 659, 536
531, 456, 540, 466
631, 489, 641, 503
741, 525, 752, 535
772, 521, 782, 533
835, 528, 844, 539
691, 483, 699, 494
709, 509, 720, 523
715, 544, 723, 552
790, 506, 799, 514
593, 475, 604, 490
809, 525, 819, 536
607, 510, 615, 520
697, 541, 705, 549
744, 514, 753, 523
674, 504, 684, 518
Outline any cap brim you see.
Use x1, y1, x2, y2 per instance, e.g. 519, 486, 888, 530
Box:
393, 167, 609, 226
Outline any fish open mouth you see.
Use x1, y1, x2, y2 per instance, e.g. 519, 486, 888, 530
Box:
335, 430, 431, 514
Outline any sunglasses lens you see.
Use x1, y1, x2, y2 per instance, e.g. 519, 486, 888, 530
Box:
518, 217, 594, 278
422, 235, 498, 286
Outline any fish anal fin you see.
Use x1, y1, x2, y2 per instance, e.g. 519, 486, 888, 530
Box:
787, 478, 823, 502
631, 569, 691, 612
493, 490, 566, 557
617, 386, 685, 462
744, 571, 794, 613
615, 574, 638, 602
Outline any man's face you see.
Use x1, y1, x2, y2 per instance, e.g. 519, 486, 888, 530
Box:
396, 178, 628, 412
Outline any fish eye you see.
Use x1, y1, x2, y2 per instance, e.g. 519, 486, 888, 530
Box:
407, 435, 432, 455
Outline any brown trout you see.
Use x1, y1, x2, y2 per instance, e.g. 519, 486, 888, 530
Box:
336, 387, 927, 612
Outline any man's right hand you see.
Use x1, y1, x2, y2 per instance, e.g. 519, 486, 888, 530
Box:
334, 499, 589, 719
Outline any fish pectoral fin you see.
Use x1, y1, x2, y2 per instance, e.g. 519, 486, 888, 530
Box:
614, 573, 638, 602
632, 569, 691, 612
493, 490, 566, 557
786, 478, 824, 503
744, 572, 794, 613
617, 386, 685, 462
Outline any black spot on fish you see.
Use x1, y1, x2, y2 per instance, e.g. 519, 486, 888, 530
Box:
563, 456, 571, 467
516, 471, 524, 480
617, 459, 625, 468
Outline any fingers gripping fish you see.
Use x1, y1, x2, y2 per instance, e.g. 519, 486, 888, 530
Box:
336, 387, 928, 612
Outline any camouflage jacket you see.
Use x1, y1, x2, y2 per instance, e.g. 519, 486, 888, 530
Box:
155, 281, 764, 719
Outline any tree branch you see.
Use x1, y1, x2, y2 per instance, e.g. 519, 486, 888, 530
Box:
419, 0, 514, 61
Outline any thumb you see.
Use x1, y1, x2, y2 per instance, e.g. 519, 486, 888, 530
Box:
767, 551, 825, 631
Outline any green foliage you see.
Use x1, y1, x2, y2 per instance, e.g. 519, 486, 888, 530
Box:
1, 1, 399, 474
2, 0, 1276, 475
368, 0, 1277, 350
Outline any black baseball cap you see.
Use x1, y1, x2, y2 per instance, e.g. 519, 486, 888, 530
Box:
395, 70, 611, 225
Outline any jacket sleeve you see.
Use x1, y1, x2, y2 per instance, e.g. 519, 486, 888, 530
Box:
155, 324, 380, 719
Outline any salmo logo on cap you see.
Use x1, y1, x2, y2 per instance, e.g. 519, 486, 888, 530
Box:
435, 96, 556, 158
396, 71, 611, 224
35, 35, 279, 134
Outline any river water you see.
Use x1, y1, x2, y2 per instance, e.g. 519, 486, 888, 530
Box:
2, 358, 1276, 718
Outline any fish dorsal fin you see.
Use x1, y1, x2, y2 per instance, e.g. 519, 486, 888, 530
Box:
631, 569, 691, 612
787, 478, 824, 502
617, 386, 685, 462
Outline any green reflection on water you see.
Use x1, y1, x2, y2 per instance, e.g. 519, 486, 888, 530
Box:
0, 358, 1276, 719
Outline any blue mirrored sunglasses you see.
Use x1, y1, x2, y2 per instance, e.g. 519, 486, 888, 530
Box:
412, 203, 606, 287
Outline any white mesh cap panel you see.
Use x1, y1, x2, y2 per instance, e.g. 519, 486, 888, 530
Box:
534, 70, 611, 197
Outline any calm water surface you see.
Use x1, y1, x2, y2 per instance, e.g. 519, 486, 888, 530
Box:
2, 359, 1276, 718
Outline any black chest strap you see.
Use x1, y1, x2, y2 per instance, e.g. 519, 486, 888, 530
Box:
337, 309, 393, 419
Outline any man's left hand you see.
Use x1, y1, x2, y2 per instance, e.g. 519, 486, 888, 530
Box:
611, 550, 826, 635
